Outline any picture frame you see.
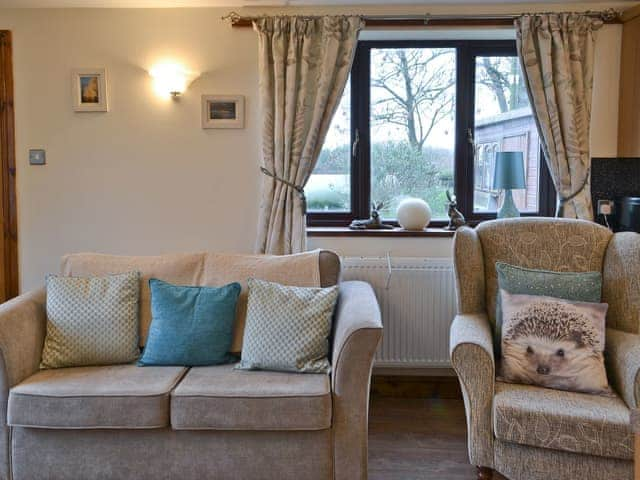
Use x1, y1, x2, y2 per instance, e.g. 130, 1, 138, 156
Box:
201, 95, 244, 129
72, 68, 108, 112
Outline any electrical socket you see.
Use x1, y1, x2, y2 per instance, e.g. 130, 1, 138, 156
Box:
29, 149, 46, 166
597, 199, 614, 216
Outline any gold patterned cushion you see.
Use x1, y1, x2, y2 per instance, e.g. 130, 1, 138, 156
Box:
40, 272, 140, 369
237, 278, 338, 373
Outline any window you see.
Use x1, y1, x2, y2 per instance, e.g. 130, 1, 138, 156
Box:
307, 40, 555, 227
472, 55, 541, 214
306, 78, 351, 213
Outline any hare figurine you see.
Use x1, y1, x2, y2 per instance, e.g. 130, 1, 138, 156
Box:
349, 202, 394, 230
445, 190, 466, 230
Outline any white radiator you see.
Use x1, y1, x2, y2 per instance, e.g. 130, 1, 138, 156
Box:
341, 256, 457, 369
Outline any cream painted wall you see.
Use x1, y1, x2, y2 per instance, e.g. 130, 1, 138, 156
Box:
3, 8, 261, 291
0, 4, 629, 291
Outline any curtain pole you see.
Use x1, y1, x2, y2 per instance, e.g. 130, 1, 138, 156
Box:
222, 9, 621, 28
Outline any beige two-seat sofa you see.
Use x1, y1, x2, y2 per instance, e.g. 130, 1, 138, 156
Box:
0, 250, 383, 480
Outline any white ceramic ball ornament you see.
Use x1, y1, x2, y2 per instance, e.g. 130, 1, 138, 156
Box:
396, 198, 432, 231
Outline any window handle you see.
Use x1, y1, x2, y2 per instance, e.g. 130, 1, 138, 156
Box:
352, 128, 360, 158
467, 128, 475, 146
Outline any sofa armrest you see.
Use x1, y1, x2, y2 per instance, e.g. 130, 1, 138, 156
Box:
0, 288, 47, 480
0, 288, 46, 388
331, 281, 382, 480
606, 328, 640, 409
450, 313, 495, 469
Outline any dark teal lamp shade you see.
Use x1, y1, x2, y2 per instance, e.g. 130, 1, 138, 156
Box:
493, 152, 526, 190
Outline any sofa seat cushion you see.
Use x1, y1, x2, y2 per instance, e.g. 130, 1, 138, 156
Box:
171, 364, 331, 430
493, 381, 633, 460
8, 365, 186, 429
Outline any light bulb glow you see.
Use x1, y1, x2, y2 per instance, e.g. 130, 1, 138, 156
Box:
150, 63, 193, 98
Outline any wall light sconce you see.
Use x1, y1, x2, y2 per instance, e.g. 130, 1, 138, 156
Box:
149, 63, 197, 98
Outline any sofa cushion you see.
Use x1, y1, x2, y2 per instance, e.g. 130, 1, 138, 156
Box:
61, 250, 338, 351
138, 279, 241, 366
8, 365, 186, 429
41, 271, 141, 369
61, 253, 206, 346
201, 252, 329, 352
493, 381, 633, 460
171, 364, 331, 430
237, 279, 339, 373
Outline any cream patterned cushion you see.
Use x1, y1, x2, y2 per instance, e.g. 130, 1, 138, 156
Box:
237, 278, 339, 373
41, 272, 140, 369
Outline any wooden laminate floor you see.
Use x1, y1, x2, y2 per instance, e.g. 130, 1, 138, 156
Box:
368, 397, 507, 480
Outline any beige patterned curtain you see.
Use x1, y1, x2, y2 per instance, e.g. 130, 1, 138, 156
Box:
254, 16, 362, 254
515, 14, 602, 220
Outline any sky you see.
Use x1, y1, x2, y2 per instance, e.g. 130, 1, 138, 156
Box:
322, 49, 524, 152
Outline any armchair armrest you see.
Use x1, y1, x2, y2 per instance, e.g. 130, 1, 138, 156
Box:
0, 288, 47, 480
631, 409, 640, 434
331, 281, 382, 480
606, 328, 640, 409
450, 313, 495, 469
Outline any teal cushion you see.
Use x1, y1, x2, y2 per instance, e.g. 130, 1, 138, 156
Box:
139, 279, 241, 366
495, 262, 602, 357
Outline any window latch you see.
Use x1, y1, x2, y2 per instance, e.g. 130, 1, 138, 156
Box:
467, 128, 474, 146
352, 128, 360, 158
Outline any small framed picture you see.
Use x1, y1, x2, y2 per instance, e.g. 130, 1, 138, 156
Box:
201, 95, 244, 129
72, 68, 108, 112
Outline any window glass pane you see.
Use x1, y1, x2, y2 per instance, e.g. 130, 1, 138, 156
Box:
370, 48, 456, 220
473, 56, 540, 213
306, 78, 351, 212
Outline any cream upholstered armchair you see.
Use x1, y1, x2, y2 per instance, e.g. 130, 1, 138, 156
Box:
450, 218, 640, 480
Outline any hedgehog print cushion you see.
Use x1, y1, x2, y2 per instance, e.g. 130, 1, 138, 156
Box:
499, 290, 612, 395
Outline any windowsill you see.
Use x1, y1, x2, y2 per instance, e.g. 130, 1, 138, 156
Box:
306, 226, 455, 238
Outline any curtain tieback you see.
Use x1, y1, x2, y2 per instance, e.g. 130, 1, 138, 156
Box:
558, 169, 589, 205
260, 167, 307, 212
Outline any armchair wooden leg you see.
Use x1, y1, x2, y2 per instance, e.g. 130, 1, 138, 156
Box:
477, 466, 493, 479
635, 435, 639, 480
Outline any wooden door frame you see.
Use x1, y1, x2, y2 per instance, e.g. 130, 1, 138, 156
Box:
0, 31, 18, 300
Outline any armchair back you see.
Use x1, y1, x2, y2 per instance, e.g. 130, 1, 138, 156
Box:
455, 218, 613, 327
602, 233, 640, 333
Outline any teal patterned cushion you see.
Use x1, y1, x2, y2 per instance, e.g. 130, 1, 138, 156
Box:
237, 278, 339, 373
41, 271, 140, 369
495, 262, 602, 357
